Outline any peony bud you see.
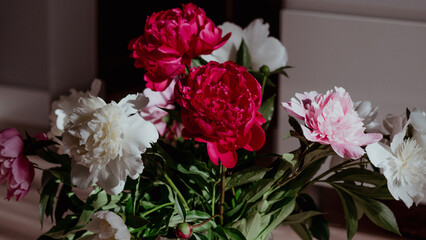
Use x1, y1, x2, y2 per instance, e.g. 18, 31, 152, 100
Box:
175, 222, 193, 239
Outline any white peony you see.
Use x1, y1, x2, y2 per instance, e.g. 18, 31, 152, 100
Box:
366, 121, 426, 208
49, 79, 102, 138
62, 93, 159, 195
410, 109, 426, 149
202, 18, 288, 71
86, 211, 131, 240
354, 101, 381, 132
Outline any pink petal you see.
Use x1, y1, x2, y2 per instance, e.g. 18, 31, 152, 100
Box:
207, 142, 219, 165
244, 124, 265, 151
331, 143, 365, 159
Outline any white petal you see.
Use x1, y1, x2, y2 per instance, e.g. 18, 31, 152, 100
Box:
410, 110, 426, 131
71, 164, 96, 189
365, 142, 394, 168
98, 161, 126, 195
251, 37, 288, 71
118, 93, 149, 114
243, 19, 269, 54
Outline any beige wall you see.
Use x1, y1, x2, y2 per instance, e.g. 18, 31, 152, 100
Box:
277, 0, 426, 153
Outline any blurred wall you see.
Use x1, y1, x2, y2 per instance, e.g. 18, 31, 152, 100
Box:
0, 0, 97, 129
277, 0, 426, 153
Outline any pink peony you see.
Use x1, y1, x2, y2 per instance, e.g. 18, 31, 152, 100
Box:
282, 87, 382, 159
140, 80, 183, 140
129, 3, 230, 91
176, 61, 265, 168
0, 128, 34, 201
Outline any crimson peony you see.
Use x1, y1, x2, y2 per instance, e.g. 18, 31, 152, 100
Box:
176, 61, 265, 168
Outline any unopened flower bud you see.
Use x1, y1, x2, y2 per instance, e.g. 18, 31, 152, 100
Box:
260, 65, 270, 75
175, 222, 193, 239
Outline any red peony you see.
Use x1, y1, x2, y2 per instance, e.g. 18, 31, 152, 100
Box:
176, 61, 266, 168
129, 3, 230, 91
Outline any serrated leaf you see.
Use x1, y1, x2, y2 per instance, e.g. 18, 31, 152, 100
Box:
226, 166, 270, 189
236, 39, 251, 69
258, 94, 276, 124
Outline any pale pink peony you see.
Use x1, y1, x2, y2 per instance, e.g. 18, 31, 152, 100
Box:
282, 87, 382, 159
0, 128, 34, 201
140, 80, 183, 140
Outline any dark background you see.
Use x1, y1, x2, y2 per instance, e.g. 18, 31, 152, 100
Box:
98, 0, 281, 100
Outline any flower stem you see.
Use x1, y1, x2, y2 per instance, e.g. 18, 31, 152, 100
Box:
140, 202, 174, 218
219, 164, 226, 225
164, 171, 190, 210
193, 214, 220, 228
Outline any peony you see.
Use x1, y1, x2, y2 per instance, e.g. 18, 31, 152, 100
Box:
129, 3, 230, 91
0, 128, 34, 201
410, 109, 426, 149
49, 79, 102, 138
176, 61, 265, 168
366, 122, 426, 208
62, 93, 159, 195
140, 80, 183, 140
86, 211, 131, 240
282, 87, 382, 159
354, 101, 381, 132
203, 18, 288, 71
383, 113, 408, 141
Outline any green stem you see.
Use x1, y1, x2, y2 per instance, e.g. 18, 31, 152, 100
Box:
140, 202, 174, 218
219, 164, 226, 225
211, 182, 216, 216
164, 171, 190, 210
193, 214, 221, 228
261, 74, 267, 96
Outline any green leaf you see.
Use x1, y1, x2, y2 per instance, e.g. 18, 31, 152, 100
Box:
331, 183, 401, 235
332, 183, 393, 200
192, 57, 208, 68
224, 228, 247, 240
326, 168, 387, 186
282, 211, 323, 225
290, 223, 312, 240
258, 197, 296, 239
175, 193, 187, 222
39, 172, 60, 227
193, 232, 209, 240
241, 178, 275, 203
236, 39, 251, 69
213, 225, 229, 240
258, 94, 276, 124
226, 166, 270, 189
334, 187, 358, 240
126, 215, 150, 229
282, 153, 297, 172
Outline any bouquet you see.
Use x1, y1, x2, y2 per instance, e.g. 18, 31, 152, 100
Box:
1, 3, 425, 240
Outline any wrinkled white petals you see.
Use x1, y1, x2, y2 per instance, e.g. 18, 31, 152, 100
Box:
203, 18, 287, 71
354, 101, 381, 132
62, 93, 158, 195
366, 137, 426, 208
87, 211, 131, 240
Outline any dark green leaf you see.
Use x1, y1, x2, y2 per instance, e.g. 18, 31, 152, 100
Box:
213, 225, 229, 240
126, 215, 150, 228
39, 172, 60, 227
326, 168, 387, 186
258, 94, 276, 124
224, 228, 246, 240
334, 187, 358, 240
192, 57, 208, 68
226, 166, 270, 189
236, 39, 251, 69
290, 223, 312, 240
282, 211, 323, 225
175, 193, 187, 222
193, 232, 209, 240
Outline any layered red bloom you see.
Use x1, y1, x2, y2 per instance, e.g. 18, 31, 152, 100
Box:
0, 128, 34, 201
176, 61, 266, 168
129, 3, 230, 91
